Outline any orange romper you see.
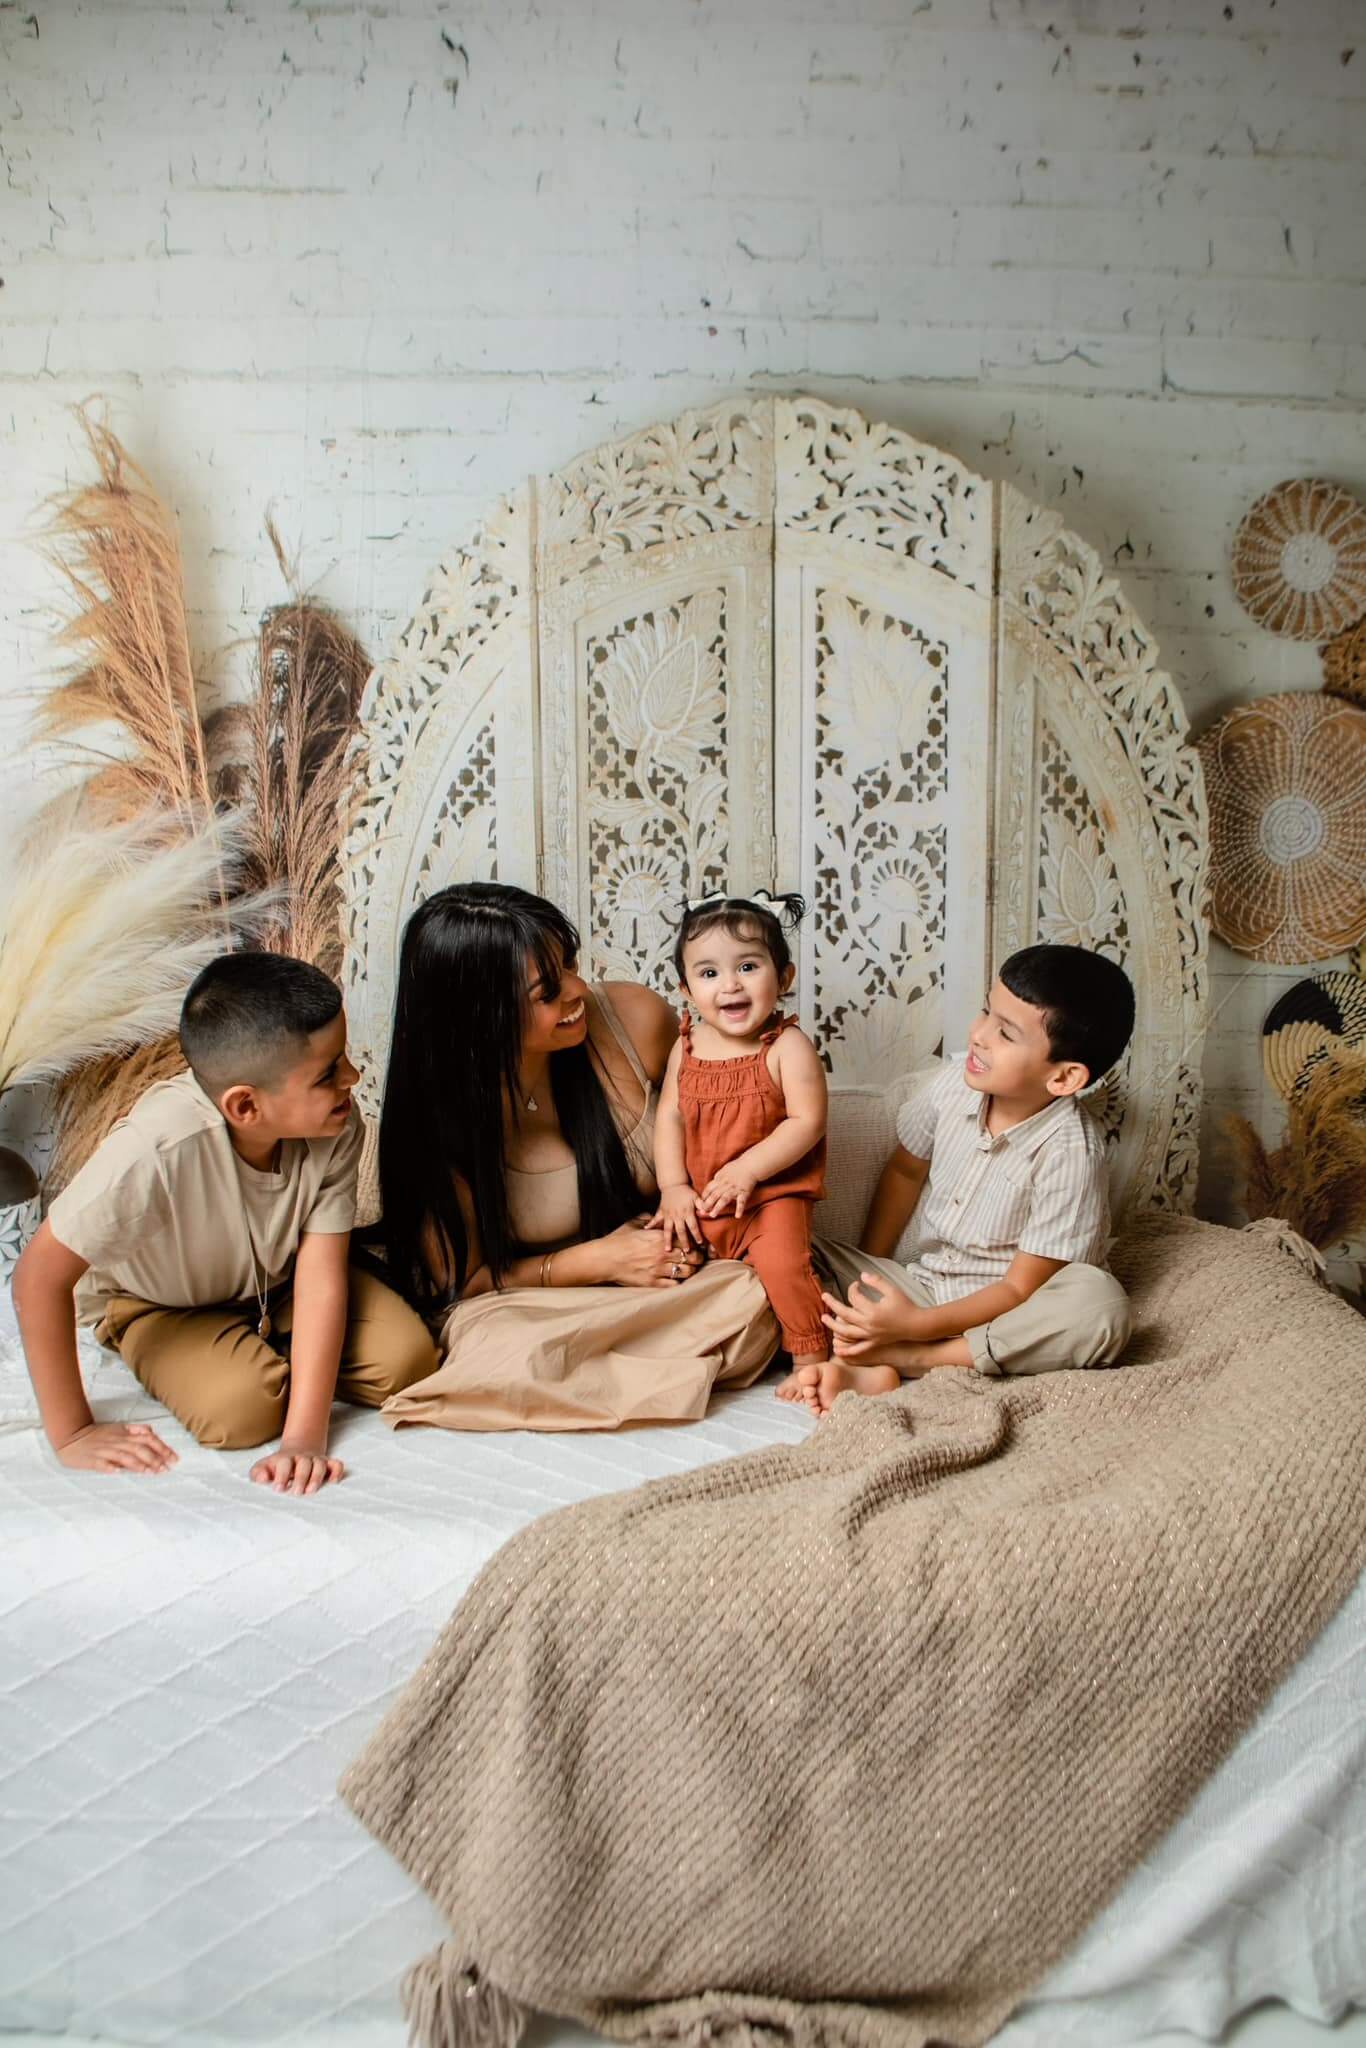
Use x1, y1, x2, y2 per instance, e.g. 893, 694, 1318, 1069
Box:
678, 1010, 828, 1359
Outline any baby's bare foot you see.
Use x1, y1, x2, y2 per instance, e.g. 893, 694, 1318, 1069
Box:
774, 1371, 805, 1403
813, 1360, 901, 1418
795, 1362, 824, 1417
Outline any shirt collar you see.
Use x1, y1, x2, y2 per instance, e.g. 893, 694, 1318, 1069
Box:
959, 1072, 1075, 1155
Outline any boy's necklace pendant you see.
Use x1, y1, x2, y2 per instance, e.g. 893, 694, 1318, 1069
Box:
258, 1309, 272, 1341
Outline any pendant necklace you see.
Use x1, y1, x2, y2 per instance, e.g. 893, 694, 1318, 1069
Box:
241, 1155, 278, 1341
247, 1229, 272, 1341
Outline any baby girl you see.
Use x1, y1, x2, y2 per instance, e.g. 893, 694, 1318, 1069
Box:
651, 892, 829, 1385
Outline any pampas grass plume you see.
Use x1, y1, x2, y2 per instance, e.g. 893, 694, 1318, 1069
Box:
0, 809, 275, 1097
1227, 1057, 1366, 1250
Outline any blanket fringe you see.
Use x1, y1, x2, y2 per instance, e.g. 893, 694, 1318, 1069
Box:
401, 1942, 528, 2048
1241, 1215, 1328, 1282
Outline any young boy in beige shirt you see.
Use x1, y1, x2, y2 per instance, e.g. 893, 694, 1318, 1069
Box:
14, 952, 436, 1495
801, 943, 1135, 1418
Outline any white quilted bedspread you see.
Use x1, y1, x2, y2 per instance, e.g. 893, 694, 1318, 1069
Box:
1, 1310, 1362, 2048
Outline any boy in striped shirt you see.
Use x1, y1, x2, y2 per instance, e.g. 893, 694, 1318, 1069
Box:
800, 944, 1134, 1419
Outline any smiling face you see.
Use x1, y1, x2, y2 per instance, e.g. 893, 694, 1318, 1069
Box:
965, 979, 1087, 1107
680, 922, 792, 1041
222, 1010, 361, 1146
520, 942, 590, 1059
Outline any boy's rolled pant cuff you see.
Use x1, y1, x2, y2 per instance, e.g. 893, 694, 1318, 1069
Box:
965, 1322, 1002, 1376
964, 1263, 1133, 1377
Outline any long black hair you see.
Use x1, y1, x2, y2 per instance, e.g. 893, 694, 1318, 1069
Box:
377, 882, 645, 1314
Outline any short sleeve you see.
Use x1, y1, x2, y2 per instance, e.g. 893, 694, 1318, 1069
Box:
47, 1131, 172, 1272
301, 1104, 364, 1236
895, 1064, 954, 1162
1016, 1140, 1108, 1265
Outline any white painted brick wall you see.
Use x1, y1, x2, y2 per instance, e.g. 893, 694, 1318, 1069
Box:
2, 0, 1364, 1229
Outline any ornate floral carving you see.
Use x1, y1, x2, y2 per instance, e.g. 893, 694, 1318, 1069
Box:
777, 399, 989, 592
539, 403, 770, 586
416, 720, 497, 896
811, 589, 948, 1073
341, 492, 531, 1104
584, 590, 731, 990
1037, 729, 1129, 958
341, 407, 1208, 1221
999, 483, 1209, 1215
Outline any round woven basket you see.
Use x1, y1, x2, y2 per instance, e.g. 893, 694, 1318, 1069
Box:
1320, 612, 1366, 708
1196, 690, 1366, 963
1262, 971, 1366, 1099
1232, 479, 1366, 640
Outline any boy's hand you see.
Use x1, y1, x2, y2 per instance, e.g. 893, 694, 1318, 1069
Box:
697, 1163, 759, 1219
249, 1443, 345, 1496
651, 1183, 703, 1252
821, 1276, 925, 1357
56, 1421, 178, 1475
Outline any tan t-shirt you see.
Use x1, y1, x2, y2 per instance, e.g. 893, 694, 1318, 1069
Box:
48, 1072, 364, 1329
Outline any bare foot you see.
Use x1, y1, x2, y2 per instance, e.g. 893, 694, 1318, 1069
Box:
776, 1350, 830, 1403
795, 1362, 824, 1417
835, 1337, 972, 1377
810, 1360, 900, 1418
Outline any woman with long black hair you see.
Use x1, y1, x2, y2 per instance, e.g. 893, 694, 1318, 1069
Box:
376, 882, 778, 1430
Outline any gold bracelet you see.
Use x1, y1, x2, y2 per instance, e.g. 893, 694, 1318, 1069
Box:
540, 1250, 556, 1288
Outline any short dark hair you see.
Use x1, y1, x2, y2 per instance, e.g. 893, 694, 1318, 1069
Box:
672, 892, 805, 987
179, 952, 342, 1097
998, 944, 1135, 1085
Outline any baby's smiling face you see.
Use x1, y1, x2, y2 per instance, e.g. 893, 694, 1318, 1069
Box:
680, 923, 791, 1043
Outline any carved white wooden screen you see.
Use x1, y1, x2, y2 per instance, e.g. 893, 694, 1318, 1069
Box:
992, 490, 1207, 1214
536, 405, 774, 994
773, 400, 994, 1085
343, 396, 1208, 1214
342, 492, 536, 1115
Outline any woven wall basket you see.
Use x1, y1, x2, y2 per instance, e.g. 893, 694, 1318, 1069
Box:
1197, 690, 1366, 963
1262, 971, 1366, 1098
1320, 613, 1366, 708
1232, 479, 1366, 640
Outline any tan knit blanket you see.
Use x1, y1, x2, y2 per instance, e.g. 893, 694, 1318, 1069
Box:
340, 1215, 1366, 2048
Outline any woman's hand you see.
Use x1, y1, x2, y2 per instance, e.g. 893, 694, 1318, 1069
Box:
596, 1215, 705, 1289
652, 1182, 703, 1253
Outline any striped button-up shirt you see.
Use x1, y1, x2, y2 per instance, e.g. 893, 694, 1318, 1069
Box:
894, 1058, 1110, 1305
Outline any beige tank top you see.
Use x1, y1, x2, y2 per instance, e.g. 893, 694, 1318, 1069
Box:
505, 984, 657, 1251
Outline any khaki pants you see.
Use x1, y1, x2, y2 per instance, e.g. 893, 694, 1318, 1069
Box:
813, 1237, 1131, 1377
100, 1266, 438, 1449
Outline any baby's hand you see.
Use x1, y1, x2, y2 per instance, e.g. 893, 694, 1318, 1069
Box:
697, 1163, 759, 1219
652, 1183, 703, 1252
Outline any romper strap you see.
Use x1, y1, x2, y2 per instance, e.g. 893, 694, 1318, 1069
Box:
759, 1012, 797, 1047
590, 983, 653, 1093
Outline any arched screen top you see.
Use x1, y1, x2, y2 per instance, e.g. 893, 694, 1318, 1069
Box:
343, 396, 1208, 1216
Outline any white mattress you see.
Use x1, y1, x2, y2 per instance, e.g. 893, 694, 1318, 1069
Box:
1, 1312, 1362, 2048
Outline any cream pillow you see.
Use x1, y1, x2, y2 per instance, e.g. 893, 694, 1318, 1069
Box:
818, 1063, 942, 1263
